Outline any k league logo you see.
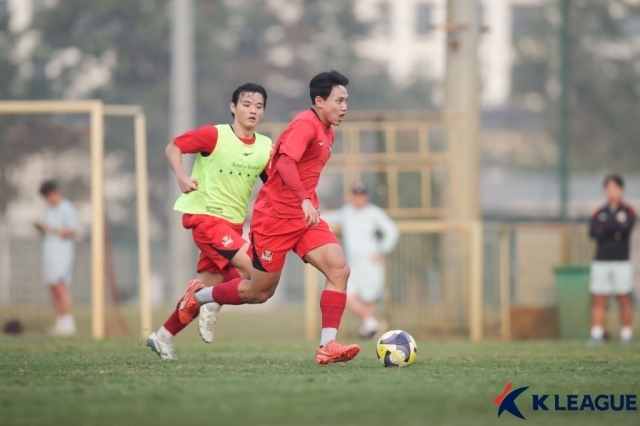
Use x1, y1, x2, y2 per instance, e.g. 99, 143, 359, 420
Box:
494, 382, 638, 420
494, 382, 529, 419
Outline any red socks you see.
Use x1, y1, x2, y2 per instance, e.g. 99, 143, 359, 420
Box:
163, 302, 187, 335
163, 275, 244, 335
212, 278, 244, 305
320, 290, 346, 329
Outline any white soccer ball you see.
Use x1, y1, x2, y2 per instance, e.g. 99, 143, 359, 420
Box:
376, 330, 418, 368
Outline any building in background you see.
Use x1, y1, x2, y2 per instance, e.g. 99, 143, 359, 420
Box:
353, 0, 543, 108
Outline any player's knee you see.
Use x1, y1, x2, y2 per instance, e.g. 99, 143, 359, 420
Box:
332, 262, 350, 286
255, 290, 273, 304
342, 263, 351, 280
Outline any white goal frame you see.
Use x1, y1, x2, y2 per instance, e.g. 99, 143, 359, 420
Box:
0, 100, 151, 340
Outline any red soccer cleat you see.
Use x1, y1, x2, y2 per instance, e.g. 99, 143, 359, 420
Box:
177, 279, 205, 325
316, 340, 361, 365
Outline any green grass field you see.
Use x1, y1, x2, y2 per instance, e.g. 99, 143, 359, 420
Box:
1, 310, 639, 426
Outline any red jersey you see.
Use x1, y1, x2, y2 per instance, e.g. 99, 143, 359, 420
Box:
173, 124, 255, 155
254, 109, 334, 218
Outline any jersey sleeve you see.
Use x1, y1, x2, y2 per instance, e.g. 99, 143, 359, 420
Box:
173, 125, 218, 155
276, 154, 311, 201
589, 209, 602, 239
277, 120, 316, 162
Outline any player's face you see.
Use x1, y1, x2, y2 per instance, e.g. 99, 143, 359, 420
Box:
44, 190, 61, 206
316, 85, 348, 126
352, 193, 368, 209
605, 181, 623, 205
231, 92, 265, 130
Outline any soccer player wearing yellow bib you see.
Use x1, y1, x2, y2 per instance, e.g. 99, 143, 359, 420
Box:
147, 83, 272, 360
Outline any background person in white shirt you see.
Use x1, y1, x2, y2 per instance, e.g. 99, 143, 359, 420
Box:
323, 183, 399, 338
35, 180, 78, 336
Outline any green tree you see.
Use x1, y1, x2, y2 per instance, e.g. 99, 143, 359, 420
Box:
511, 0, 640, 171
2, 0, 437, 235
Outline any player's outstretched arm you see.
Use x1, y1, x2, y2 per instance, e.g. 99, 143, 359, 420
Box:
165, 142, 199, 194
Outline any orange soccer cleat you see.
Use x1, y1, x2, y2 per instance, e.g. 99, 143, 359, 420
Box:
177, 279, 206, 325
316, 340, 361, 365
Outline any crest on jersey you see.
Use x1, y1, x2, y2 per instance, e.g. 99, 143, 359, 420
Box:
616, 210, 628, 223
221, 236, 234, 248
318, 140, 325, 146
261, 250, 273, 263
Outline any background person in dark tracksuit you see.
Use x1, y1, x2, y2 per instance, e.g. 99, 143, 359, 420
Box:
589, 174, 636, 345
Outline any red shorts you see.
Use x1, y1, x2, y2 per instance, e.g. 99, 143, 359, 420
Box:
249, 210, 340, 272
182, 214, 247, 275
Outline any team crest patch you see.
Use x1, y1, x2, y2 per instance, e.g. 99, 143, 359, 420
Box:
261, 250, 273, 263
221, 236, 234, 248
616, 210, 628, 223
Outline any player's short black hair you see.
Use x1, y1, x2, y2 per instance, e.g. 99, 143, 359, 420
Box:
309, 70, 349, 105
604, 174, 624, 189
230, 83, 267, 118
39, 180, 58, 196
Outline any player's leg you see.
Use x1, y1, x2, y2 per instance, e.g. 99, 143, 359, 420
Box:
195, 246, 253, 344
617, 294, 633, 344
589, 261, 610, 344
148, 218, 247, 356
590, 295, 608, 343
359, 301, 379, 338
151, 252, 223, 348
48, 283, 63, 316
177, 213, 298, 323
191, 227, 289, 307
347, 260, 384, 338
346, 294, 367, 321
195, 268, 283, 305
302, 243, 360, 363
346, 294, 376, 337
49, 281, 76, 336
614, 261, 633, 344
151, 259, 244, 351
302, 242, 350, 340
297, 223, 360, 364
171, 218, 249, 340
174, 261, 283, 325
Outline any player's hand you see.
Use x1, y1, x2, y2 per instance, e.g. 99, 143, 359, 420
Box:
34, 222, 49, 233
371, 252, 384, 263
178, 175, 199, 194
302, 199, 319, 228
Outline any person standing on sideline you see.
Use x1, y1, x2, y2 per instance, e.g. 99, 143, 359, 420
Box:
589, 174, 636, 345
35, 180, 78, 336
323, 183, 399, 338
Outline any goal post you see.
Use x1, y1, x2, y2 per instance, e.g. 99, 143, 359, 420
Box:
0, 100, 151, 340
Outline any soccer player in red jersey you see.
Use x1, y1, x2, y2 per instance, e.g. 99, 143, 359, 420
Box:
176, 70, 360, 364
146, 83, 273, 360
